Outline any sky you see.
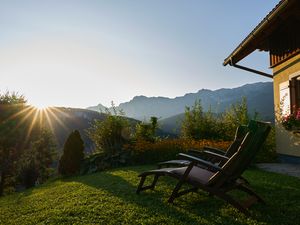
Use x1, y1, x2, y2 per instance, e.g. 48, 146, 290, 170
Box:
0, 0, 279, 108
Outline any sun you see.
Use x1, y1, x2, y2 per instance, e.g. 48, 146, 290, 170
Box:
31, 102, 50, 110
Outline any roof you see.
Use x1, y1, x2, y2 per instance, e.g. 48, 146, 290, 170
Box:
223, 0, 299, 66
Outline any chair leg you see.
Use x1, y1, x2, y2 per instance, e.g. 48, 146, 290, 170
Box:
150, 175, 159, 190
136, 176, 146, 194
136, 174, 161, 194
168, 180, 184, 203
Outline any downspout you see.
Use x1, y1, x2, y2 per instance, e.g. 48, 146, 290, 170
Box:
231, 62, 273, 79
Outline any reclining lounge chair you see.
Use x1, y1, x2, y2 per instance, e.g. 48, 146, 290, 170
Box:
136, 120, 271, 215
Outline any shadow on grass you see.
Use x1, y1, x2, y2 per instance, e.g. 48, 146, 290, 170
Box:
65, 165, 300, 225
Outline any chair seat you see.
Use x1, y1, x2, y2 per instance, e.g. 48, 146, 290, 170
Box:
172, 166, 215, 184
158, 159, 190, 166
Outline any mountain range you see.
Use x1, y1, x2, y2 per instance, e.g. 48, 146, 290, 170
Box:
88, 82, 274, 122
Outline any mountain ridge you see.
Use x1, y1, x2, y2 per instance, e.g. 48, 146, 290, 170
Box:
87, 82, 274, 121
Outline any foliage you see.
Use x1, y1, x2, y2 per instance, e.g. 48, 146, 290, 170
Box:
220, 97, 250, 139
125, 139, 231, 165
223, 97, 249, 126
281, 108, 300, 130
0, 92, 28, 195
81, 151, 129, 174
81, 138, 230, 174
31, 129, 58, 182
17, 129, 58, 187
17, 160, 39, 189
87, 106, 131, 155
58, 130, 84, 176
181, 100, 205, 140
0, 165, 300, 225
181, 98, 250, 141
255, 127, 277, 163
135, 116, 159, 142
276, 95, 300, 130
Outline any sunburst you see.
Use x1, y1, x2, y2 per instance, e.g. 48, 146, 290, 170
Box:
2, 103, 69, 145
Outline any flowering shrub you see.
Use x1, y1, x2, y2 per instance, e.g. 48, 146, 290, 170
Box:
281, 108, 300, 130
124, 139, 231, 164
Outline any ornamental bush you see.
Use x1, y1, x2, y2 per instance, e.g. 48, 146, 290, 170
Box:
125, 139, 231, 165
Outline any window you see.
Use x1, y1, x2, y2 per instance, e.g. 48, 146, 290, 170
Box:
290, 75, 300, 113
280, 81, 290, 116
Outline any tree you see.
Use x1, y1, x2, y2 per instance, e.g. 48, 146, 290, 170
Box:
33, 129, 57, 182
58, 130, 84, 175
17, 129, 57, 186
135, 117, 159, 142
87, 106, 130, 155
222, 97, 250, 139
181, 100, 205, 140
180, 99, 251, 141
0, 92, 28, 195
17, 159, 39, 189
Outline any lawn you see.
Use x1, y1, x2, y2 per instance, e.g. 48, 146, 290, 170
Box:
0, 165, 299, 225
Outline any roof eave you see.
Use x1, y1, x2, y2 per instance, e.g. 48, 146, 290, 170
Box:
223, 0, 290, 66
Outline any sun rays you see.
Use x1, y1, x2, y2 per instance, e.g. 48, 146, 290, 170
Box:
2, 104, 69, 144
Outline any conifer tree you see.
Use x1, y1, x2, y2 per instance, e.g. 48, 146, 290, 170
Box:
58, 130, 84, 175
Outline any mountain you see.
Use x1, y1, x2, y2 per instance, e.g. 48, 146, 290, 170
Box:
87, 103, 107, 113
88, 82, 274, 122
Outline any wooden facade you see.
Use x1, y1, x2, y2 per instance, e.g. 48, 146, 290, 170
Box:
269, 19, 300, 68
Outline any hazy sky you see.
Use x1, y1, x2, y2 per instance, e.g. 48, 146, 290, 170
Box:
0, 0, 278, 108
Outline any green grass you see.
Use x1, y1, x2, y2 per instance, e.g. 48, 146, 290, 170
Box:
0, 165, 299, 225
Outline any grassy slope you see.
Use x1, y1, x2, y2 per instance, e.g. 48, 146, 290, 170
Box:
0, 165, 299, 225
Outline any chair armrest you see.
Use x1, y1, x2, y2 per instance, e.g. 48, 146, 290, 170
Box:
203, 151, 229, 161
203, 146, 226, 155
178, 153, 221, 172
187, 149, 204, 155
185, 149, 229, 165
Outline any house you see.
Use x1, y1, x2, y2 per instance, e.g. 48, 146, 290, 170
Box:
223, 0, 300, 163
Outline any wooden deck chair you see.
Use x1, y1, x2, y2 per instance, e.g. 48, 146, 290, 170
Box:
157, 124, 249, 169
136, 120, 271, 215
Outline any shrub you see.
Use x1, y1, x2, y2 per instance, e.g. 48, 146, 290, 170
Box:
58, 130, 84, 176
81, 151, 129, 174
255, 126, 277, 163
87, 108, 131, 155
81, 138, 230, 174
181, 98, 251, 141
125, 139, 231, 165
17, 160, 39, 188
135, 117, 159, 142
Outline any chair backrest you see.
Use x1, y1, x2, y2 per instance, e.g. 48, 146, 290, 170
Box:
208, 120, 271, 187
224, 125, 249, 157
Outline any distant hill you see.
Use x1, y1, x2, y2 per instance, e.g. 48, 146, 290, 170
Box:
41, 107, 172, 152
88, 82, 274, 122
41, 107, 107, 152
159, 113, 185, 135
